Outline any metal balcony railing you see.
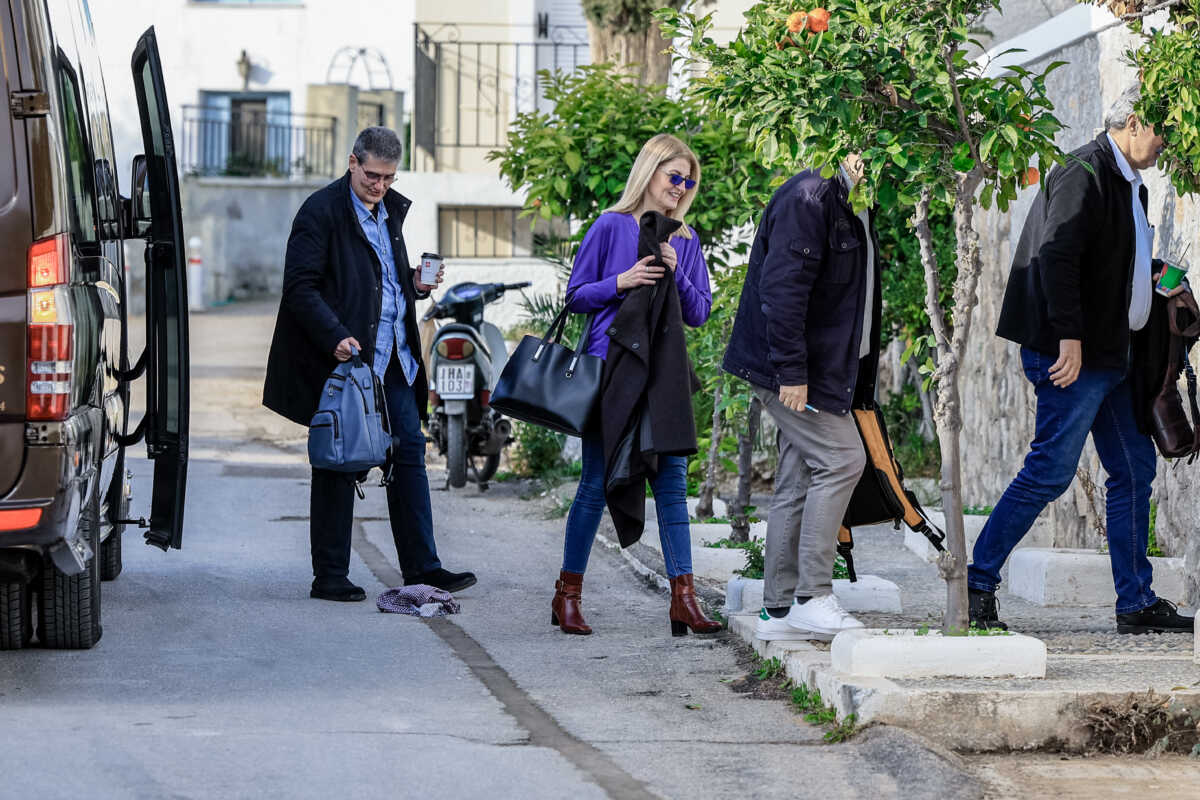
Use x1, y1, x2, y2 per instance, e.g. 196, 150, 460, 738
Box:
179, 105, 340, 179
412, 24, 589, 169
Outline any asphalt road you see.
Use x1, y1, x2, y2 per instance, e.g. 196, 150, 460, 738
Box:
0, 302, 985, 799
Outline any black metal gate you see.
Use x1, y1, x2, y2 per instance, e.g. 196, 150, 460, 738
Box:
411, 24, 588, 170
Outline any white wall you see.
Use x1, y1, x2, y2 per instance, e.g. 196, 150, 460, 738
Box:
178, 172, 557, 329
86, 0, 416, 191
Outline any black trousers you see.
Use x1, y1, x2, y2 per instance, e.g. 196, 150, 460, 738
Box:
309, 358, 441, 581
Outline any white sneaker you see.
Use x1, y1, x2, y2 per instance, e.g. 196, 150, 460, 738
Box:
755, 608, 833, 642
786, 594, 864, 636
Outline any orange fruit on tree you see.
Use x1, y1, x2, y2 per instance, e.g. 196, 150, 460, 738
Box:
786, 11, 808, 33
808, 7, 830, 33
1021, 166, 1040, 187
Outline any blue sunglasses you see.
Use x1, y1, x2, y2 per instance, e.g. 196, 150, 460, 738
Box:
660, 169, 696, 190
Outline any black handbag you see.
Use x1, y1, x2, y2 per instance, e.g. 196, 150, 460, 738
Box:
491, 301, 601, 437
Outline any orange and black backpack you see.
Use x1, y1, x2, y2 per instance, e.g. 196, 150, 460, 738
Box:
836, 404, 946, 581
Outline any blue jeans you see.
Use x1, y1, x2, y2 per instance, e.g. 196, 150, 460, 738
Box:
562, 436, 694, 578
967, 347, 1158, 614
310, 358, 440, 581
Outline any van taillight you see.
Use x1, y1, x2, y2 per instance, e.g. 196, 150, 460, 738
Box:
28, 233, 69, 287
27, 235, 73, 421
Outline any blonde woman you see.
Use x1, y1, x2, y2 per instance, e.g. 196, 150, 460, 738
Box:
551, 133, 721, 636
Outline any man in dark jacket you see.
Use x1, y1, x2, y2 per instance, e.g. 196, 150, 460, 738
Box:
974, 86, 1192, 634
263, 127, 475, 601
723, 155, 880, 642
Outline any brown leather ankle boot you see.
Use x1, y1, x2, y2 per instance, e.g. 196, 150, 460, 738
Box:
551, 570, 592, 635
669, 573, 723, 636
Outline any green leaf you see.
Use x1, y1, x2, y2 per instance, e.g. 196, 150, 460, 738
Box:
876, 180, 898, 209
1000, 124, 1019, 149
563, 150, 583, 173
979, 130, 998, 162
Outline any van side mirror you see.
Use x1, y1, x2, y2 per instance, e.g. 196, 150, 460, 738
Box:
128, 154, 151, 238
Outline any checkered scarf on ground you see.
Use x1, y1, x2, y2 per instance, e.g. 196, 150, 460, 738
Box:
376, 584, 461, 617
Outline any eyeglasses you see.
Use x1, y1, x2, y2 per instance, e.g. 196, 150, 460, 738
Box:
659, 169, 696, 190
358, 165, 397, 186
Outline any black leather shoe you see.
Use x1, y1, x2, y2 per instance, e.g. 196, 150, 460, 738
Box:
1116, 598, 1194, 634
968, 588, 1009, 631
310, 578, 366, 602
404, 568, 477, 594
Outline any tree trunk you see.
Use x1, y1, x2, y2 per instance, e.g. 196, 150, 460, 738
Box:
914, 171, 984, 633
916, 374, 936, 442
729, 395, 762, 543
694, 377, 723, 520
584, 19, 673, 87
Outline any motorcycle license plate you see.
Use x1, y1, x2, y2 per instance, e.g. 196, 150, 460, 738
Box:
436, 364, 475, 399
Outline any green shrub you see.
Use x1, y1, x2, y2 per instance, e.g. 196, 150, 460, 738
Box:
511, 422, 566, 478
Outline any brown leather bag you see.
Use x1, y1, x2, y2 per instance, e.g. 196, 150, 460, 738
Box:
1150, 292, 1200, 459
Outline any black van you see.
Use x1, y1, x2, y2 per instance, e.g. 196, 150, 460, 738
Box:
0, 0, 189, 649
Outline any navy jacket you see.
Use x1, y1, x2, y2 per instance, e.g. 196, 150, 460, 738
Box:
996, 133, 1144, 369
723, 170, 882, 414
263, 173, 429, 426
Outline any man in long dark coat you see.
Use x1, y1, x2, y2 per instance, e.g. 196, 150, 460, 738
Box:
975, 85, 1192, 634
264, 126, 475, 601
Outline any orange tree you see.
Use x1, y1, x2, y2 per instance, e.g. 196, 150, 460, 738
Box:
661, 0, 1070, 629
1086, 1, 1200, 196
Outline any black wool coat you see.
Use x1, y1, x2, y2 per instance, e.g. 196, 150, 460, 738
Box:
996, 134, 1144, 369
601, 212, 701, 547
263, 173, 429, 426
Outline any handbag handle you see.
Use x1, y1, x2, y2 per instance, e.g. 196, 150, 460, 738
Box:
349, 344, 364, 369
534, 290, 593, 369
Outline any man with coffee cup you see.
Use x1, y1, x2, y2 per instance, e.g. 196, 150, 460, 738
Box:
264, 126, 477, 601
971, 85, 1194, 635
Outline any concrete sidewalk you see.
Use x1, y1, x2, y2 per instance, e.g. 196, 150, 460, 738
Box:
615, 512, 1200, 752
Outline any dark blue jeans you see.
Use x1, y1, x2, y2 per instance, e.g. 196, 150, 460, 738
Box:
967, 347, 1158, 614
562, 436, 694, 578
310, 358, 440, 581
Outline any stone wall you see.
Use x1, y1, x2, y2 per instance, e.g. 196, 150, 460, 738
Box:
962, 23, 1200, 602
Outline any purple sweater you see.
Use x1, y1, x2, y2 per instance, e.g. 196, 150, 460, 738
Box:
565, 212, 712, 359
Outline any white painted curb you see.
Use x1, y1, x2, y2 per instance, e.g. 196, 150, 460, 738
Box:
725, 576, 902, 615
830, 628, 1047, 679
1008, 548, 1187, 607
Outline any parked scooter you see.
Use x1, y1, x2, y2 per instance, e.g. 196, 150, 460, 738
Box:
422, 281, 531, 488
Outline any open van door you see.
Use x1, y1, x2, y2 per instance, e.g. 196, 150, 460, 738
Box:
130, 28, 189, 551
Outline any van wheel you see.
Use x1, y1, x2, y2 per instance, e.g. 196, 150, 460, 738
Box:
100, 486, 127, 581
39, 491, 102, 649
100, 528, 122, 581
0, 581, 33, 650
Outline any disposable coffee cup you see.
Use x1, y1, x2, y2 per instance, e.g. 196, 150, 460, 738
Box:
419, 252, 443, 285
1155, 262, 1186, 296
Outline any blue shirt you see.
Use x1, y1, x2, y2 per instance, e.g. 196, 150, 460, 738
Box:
350, 188, 419, 385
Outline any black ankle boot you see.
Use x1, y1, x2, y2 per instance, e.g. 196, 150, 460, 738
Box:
1116, 598, 1195, 635
968, 588, 1008, 630
311, 577, 366, 602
